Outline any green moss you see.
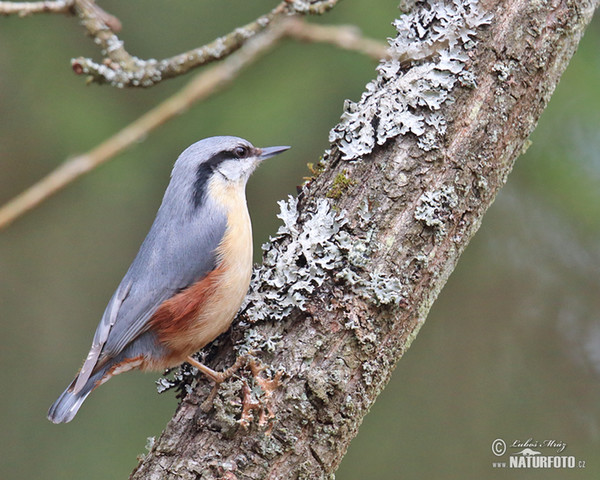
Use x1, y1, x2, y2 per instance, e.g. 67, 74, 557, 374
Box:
327, 170, 357, 199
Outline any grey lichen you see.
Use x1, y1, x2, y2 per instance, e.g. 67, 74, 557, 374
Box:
242, 330, 283, 354
242, 196, 407, 330
145, 436, 156, 452
493, 61, 513, 82
362, 273, 405, 306
336, 228, 407, 307
361, 359, 381, 386
210, 379, 245, 437
414, 184, 459, 232
241, 196, 348, 323
156, 376, 176, 394
329, 0, 492, 160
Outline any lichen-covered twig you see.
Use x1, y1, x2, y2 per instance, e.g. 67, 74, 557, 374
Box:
0, 0, 73, 16
71, 0, 340, 87
0, 0, 340, 86
0, 0, 121, 30
0, 26, 286, 231
2, 0, 384, 88
71, 0, 129, 67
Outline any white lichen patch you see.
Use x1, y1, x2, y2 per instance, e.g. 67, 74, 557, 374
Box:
242, 196, 406, 329
287, 0, 321, 14
240, 330, 283, 355
207, 36, 228, 58
414, 184, 459, 232
363, 273, 405, 306
329, 0, 492, 160
361, 359, 380, 386
145, 436, 155, 452
242, 196, 348, 322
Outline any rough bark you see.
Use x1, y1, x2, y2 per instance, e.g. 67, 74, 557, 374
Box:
131, 0, 598, 479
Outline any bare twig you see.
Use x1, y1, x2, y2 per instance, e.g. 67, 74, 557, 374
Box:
0, 26, 287, 231
71, 0, 341, 87
284, 17, 389, 61
0, 16, 386, 230
0, 0, 74, 16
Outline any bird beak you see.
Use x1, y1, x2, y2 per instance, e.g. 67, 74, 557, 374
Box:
259, 145, 290, 160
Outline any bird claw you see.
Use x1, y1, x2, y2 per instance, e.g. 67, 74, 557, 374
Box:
238, 359, 283, 430
187, 355, 248, 412
247, 359, 284, 398
188, 354, 283, 420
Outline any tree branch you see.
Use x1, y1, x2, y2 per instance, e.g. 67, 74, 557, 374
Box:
0, 25, 286, 230
70, 0, 341, 87
129, 0, 599, 478
0, 0, 121, 30
1, 0, 342, 86
0, 17, 384, 231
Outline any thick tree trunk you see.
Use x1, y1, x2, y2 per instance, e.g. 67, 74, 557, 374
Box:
131, 1, 598, 478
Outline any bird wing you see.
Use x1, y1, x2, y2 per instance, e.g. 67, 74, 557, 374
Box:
73, 209, 227, 395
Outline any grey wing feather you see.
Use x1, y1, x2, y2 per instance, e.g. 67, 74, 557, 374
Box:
73, 196, 227, 394
73, 279, 132, 393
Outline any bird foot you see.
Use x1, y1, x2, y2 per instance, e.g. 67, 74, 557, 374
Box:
247, 358, 284, 398
186, 354, 247, 384
239, 359, 284, 430
186, 355, 248, 412
186, 354, 283, 423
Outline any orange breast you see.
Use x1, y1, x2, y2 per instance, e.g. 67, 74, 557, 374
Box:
148, 265, 226, 361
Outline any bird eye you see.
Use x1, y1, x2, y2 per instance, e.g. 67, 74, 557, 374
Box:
233, 146, 249, 158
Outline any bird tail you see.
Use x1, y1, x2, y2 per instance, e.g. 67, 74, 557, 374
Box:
47, 363, 112, 424
48, 348, 152, 423
47, 355, 125, 424
48, 333, 165, 423
47, 377, 92, 424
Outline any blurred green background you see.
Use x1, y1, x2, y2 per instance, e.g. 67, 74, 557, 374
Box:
1, 2, 599, 479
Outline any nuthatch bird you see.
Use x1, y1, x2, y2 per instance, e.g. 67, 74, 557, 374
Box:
47, 136, 289, 424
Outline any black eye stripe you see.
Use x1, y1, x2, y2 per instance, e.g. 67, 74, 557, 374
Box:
192, 146, 253, 208
192, 151, 232, 208
207, 150, 237, 165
